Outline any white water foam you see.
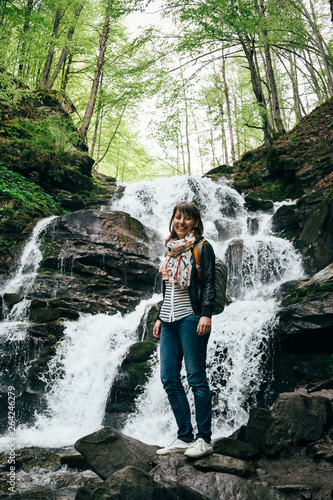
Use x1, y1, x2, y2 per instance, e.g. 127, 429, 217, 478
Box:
0, 296, 160, 451
0, 216, 56, 336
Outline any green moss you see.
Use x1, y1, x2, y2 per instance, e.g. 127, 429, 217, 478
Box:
0, 165, 63, 268
125, 341, 157, 364
311, 353, 333, 380
282, 282, 333, 306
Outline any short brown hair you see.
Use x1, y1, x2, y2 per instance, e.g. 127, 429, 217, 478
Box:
166, 201, 204, 242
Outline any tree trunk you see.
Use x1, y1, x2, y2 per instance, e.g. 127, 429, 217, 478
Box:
39, 8, 63, 89
0, 1, 8, 28
295, 0, 333, 96
218, 100, 228, 165
79, 1, 113, 140
192, 110, 205, 174
47, 4, 83, 90
221, 51, 236, 163
178, 122, 186, 174
18, 0, 33, 77
206, 106, 217, 167
60, 52, 73, 91
304, 48, 326, 103
90, 96, 103, 159
289, 52, 303, 122
96, 99, 128, 168
258, 0, 285, 136
179, 60, 191, 175
239, 35, 273, 147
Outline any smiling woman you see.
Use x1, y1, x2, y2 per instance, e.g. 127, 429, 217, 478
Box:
153, 200, 216, 458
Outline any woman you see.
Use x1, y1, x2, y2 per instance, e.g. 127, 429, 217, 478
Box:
153, 201, 215, 459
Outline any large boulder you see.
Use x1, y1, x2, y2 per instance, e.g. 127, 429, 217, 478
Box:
103, 340, 157, 419
30, 209, 164, 317
299, 191, 333, 271
244, 389, 333, 456
151, 454, 288, 500
74, 427, 160, 480
276, 263, 333, 348
272, 190, 333, 272
89, 465, 208, 500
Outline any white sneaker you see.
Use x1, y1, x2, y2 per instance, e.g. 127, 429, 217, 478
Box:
184, 438, 213, 458
156, 438, 194, 455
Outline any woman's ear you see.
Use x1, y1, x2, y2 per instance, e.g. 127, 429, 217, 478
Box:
194, 219, 199, 228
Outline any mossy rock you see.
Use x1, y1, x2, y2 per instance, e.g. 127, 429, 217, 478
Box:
124, 341, 157, 364
104, 341, 157, 414
244, 194, 274, 212
137, 302, 162, 341
29, 307, 79, 323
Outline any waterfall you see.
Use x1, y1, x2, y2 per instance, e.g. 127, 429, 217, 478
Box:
0, 216, 56, 337
113, 175, 304, 444
0, 176, 304, 450
9, 299, 160, 449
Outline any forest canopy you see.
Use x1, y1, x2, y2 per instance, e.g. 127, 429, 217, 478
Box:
0, 0, 332, 180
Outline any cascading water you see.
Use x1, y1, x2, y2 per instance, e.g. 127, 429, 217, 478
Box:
0, 175, 304, 452
0, 216, 56, 336
112, 176, 304, 444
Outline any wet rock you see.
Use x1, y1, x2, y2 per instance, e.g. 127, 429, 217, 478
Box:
276, 263, 333, 354
247, 217, 259, 235
300, 191, 333, 271
74, 427, 159, 480
3, 293, 23, 309
152, 455, 287, 499
271, 204, 302, 234
34, 210, 164, 316
193, 453, 256, 478
244, 390, 332, 456
104, 341, 157, 416
212, 436, 259, 459
90, 465, 208, 500
244, 194, 274, 212
29, 305, 80, 323
60, 454, 90, 470
137, 302, 162, 342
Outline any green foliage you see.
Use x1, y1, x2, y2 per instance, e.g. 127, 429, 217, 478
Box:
312, 353, 333, 380
0, 164, 62, 254
0, 73, 32, 106
282, 282, 333, 306
2, 113, 80, 157
0, 165, 61, 212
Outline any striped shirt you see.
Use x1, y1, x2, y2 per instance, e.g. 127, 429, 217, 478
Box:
159, 282, 194, 322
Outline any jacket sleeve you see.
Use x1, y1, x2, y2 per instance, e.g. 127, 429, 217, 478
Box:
200, 240, 216, 317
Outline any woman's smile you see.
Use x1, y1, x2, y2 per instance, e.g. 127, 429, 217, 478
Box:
173, 209, 198, 239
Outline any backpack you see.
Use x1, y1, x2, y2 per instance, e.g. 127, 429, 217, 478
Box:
193, 239, 228, 315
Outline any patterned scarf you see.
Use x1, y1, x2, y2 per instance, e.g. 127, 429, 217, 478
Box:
159, 231, 196, 288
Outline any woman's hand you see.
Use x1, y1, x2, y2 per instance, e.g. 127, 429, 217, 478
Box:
197, 316, 211, 336
153, 319, 162, 338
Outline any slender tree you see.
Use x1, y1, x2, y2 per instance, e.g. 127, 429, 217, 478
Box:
79, 0, 115, 140
40, 8, 63, 90
47, 3, 83, 89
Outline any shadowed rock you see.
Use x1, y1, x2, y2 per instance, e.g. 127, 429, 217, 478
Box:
74, 427, 160, 480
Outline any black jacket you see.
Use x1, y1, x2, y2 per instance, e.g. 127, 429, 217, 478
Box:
159, 239, 216, 319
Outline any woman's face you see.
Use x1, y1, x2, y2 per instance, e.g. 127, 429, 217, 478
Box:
173, 209, 198, 239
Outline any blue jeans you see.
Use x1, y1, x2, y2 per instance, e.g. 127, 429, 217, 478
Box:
160, 314, 212, 443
